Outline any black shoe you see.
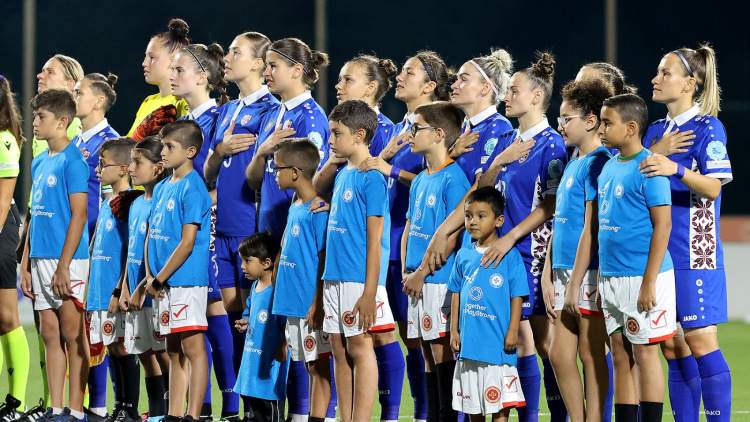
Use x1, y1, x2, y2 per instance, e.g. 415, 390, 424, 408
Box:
197, 415, 211, 422
0, 395, 22, 422
180, 417, 198, 422
112, 411, 139, 422
83, 409, 107, 422
160, 416, 180, 422
104, 407, 122, 422
15, 405, 49, 422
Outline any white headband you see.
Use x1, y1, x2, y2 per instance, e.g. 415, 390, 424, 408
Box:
469, 60, 498, 96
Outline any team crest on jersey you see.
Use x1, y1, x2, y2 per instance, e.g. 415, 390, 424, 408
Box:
650, 136, 659, 146
241, 115, 252, 125
160, 310, 169, 326
140, 221, 147, 234
422, 314, 432, 331
257, 310, 268, 323
484, 138, 498, 155
308, 131, 324, 149
46, 174, 57, 187
565, 177, 573, 189
548, 159, 564, 180
706, 141, 727, 160
222, 116, 229, 125
614, 184, 624, 198
342, 311, 356, 327
304, 335, 316, 352
283, 120, 293, 129
490, 273, 504, 288
102, 320, 115, 336
599, 200, 610, 215
291, 224, 300, 237
484, 386, 501, 403
105, 219, 114, 231
469, 286, 483, 301
626, 317, 640, 335
34, 190, 43, 203
343, 189, 354, 202
152, 213, 163, 226
264, 120, 275, 132
426, 194, 436, 208
166, 199, 175, 212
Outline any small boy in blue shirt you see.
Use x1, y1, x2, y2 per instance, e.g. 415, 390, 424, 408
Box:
233, 232, 288, 422
399, 101, 470, 422
87, 137, 141, 422
144, 120, 212, 422
449, 187, 528, 421
271, 138, 332, 422
20, 88, 90, 422
598, 94, 674, 422
322, 99, 395, 422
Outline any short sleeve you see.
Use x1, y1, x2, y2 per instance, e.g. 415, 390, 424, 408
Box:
540, 137, 568, 197
65, 156, 89, 194
643, 174, 671, 208
444, 169, 471, 212
447, 252, 463, 293
696, 119, 732, 183
364, 172, 388, 217
181, 190, 211, 226
507, 248, 530, 299
0, 132, 20, 178
584, 153, 611, 201
405, 178, 417, 221
312, 210, 328, 253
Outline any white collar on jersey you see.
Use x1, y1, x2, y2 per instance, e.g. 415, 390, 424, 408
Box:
466, 106, 497, 128
282, 90, 312, 111
665, 104, 700, 128
188, 99, 217, 120
240, 85, 271, 106
402, 112, 417, 125
78, 118, 109, 145
519, 117, 549, 141
373, 106, 381, 115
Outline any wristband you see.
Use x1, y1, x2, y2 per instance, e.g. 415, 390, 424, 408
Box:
112, 288, 121, 298
675, 163, 686, 179
390, 166, 401, 180
152, 278, 165, 292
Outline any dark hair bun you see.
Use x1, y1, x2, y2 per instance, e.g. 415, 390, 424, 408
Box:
106, 73, 118, 87
207, 43, 224, 57
312, 51, 330, 67
168, 18, 190, 41
533, 52, 555, 79
378, 58, 398, 78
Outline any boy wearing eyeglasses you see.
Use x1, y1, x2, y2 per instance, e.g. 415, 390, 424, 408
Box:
322, 99, 395, 422
270, 138, 333, 422
401, 101, 470, 421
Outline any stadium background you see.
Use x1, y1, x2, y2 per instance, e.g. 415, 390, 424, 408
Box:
1, 1, 749, 419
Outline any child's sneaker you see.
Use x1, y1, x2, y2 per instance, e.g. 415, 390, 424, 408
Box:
53, 409, 87, 422
83, 409, 106, 422
29, 408, 54, 422
0, 395, 22, 422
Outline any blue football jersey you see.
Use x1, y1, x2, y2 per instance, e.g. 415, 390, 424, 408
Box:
127, 196, 153, 307
177, 99, 219, 181
71, 119, 120, 239
551, 147, 611, 270
253, 92, 330, 240
369, 112, 395, 157
30, 142, 89, 259
273, 199, 328, 318
454, 107, 512, 185
642, 106, 732, 270
405, 162, 470, 283
323, 167, 390, 285
597, 149, 673, 276
89, 197, 128, 311
481, 120, 568, 276
211, 88, 279, 237
448, 245, 529, 366
148, 170, 212, 287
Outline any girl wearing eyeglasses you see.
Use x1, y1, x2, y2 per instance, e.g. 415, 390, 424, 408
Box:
449, 49, 514, 185
639, 44, 731, 422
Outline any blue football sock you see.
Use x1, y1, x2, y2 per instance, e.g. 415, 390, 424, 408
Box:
207, 315, 240, 414
667, 356, 701, 422
696, 350, 731, 421
517, 355, 541, 422
604, 352, 614, 422
405, 348, 427, 420
227, 310, 245, 374
374, 342, 405, 421
542, 358, 568, 421
287, 360, 310, 416
326, 357, 337, 419
204, 333, 213, 406
88, 355, 109, 410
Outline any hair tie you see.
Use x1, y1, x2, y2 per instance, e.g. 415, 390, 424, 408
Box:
0, 75, 5, 82
269, 48, 309, 75
673, 50, 699, 92
469, 60, 498, 95
183, 48, 206, 73
417, 56, 435, 82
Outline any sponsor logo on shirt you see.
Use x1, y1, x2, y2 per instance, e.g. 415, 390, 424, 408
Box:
140, 222, 147, 234
484, 138, 498, 155
469, 286, 483, 301
105, 219, 114, 231
706, 141, 727, 160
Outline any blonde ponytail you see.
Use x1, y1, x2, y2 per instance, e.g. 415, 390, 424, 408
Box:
697, 44, 721, 117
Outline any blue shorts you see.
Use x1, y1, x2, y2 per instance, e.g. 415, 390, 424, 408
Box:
521, 260, 545, 318
208, 250, 221, 300
385, 260, 408, 323
215, 234, 251, 290
674, 268, 727, 328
